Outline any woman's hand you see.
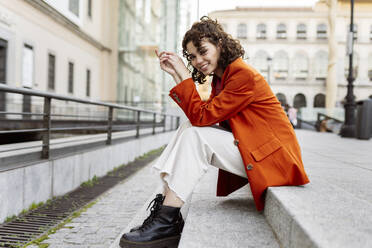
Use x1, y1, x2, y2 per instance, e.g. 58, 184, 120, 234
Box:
155, 50, 177, 75
155, 50, 191, 84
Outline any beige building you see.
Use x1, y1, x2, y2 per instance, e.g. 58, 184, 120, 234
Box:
209, 0, 372, 120
0, 0, 118, 115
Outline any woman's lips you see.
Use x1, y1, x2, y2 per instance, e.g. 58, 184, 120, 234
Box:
200, 63, 209, 71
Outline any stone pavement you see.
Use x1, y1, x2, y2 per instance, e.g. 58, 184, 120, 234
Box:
27, 129, 372, 248
31, 162, 162, 248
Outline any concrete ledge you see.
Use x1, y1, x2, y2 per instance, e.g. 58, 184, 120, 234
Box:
0, 131, 175, 223
264, 180, 372, 248
178, 167, 280, 248
264, 130, 372, 248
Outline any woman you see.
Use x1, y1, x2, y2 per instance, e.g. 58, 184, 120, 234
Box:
120, 16, 309, 248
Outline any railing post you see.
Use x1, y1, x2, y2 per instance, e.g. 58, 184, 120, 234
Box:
136, 110, 141, 138
176, 116, 180, 129
42, 97, 51, 159
152, 113, 156, 135
163, 115, 166, 132
107, 106, 113, 145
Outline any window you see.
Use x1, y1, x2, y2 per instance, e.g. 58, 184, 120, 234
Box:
256, 24, 266, 39
69, 0, 79, 17
314, 50, 328, 79
48, 53, 55, 90
0, 39, 8, 115
276, 24, 287, 39
252, 50, 269, 79
368, 53, 372, 81
87, 0, 92, 18
86, 69, 90, 97
276, 93, 287, 106
22, 44, 34, 88
237, 23, 247, 39
293, 52, 308, 79
68, 62, 74, 93
293, 93, 307, 108
297, 24, 307, 39
347, 24, 358, 41
273, 51, 289, 79
317, 24, 327, 39
314, 93, 326, 108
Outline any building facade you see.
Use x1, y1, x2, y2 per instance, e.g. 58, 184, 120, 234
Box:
209, 0, 372, 119
0, 0, 118, 115
117, 0, 193, 114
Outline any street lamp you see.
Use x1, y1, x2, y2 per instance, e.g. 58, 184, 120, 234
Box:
340, 0, 356, 137
267, 56, 272, 84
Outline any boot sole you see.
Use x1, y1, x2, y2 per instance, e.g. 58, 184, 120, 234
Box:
119, 235, 181, 248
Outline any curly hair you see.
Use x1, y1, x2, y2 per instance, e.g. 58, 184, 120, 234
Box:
182, 16, 245, 84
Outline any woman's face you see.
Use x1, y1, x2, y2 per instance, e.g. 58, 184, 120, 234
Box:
186, 39, 222, 77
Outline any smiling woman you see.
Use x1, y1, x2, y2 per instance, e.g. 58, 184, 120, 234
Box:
119, 16, 310, 248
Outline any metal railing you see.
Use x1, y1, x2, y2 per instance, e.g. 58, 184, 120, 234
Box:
0, 84, 180, 159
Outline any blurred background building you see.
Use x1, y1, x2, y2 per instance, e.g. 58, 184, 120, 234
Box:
209, 0, 372, 120
0, 0, 193, 118
1, 0, 371, 122
0, 0, 119, 116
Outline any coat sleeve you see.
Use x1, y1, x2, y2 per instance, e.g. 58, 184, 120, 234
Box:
169, 68, 256, 126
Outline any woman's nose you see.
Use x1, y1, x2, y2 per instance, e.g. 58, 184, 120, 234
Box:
195, 55, 203, 64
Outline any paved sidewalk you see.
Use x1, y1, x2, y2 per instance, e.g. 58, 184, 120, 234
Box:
27, 129, 372, 248
34, 162, 162, 248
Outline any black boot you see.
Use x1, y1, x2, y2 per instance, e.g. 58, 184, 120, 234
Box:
130, 194, 165, 232
119, 205, 184, 248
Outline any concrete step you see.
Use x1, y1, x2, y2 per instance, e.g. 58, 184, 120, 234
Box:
264, 130, 372, 248
178, 167, 280, 248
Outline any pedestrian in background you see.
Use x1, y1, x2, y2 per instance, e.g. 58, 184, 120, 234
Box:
119, 16, 310, 248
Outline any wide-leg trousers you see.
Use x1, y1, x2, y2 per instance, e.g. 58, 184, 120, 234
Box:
152, 120, 247, 203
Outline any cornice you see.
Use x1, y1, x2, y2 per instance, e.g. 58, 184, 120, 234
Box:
23, 0, 111, 53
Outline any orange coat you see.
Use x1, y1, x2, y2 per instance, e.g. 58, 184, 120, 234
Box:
169, 58, 310, 211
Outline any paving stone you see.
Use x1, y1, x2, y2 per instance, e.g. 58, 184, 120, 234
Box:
43, 162, 161, 247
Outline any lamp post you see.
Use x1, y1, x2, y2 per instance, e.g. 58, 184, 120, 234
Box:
340, 0, 356, 137
267, 56, 272, 85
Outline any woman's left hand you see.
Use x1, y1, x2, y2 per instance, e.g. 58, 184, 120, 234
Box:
159, 52, 191, 81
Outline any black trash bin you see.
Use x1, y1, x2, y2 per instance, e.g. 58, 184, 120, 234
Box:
356, 99, 372, 140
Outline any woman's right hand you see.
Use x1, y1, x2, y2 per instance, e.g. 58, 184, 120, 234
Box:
155, 50, 177, 75
155, 50, 182, 84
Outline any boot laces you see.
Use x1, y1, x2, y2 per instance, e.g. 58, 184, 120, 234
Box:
140, 194, 164, 230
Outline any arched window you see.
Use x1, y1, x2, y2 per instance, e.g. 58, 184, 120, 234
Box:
314, 50, 328, 80
347, 24, 358, 41
314, 93, 326, 108
317, 24, 327, 39
297, 24, 307, 39
237, 23, 247, 39
344, 52, 359, 79
293, 52, 309, 79
252, 50, 269, 79
273, 51, 289, 79
277, 23, 287, 39
276, 93, 287, 106
368, 53, 372, 82
257, 23, 266, 39
294, 93, 307, 108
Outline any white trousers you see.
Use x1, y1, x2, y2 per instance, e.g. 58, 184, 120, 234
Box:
152, 121, 247, 203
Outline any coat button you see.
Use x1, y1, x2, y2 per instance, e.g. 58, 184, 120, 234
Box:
233, 139, 239, 146
246, 164, 253, 170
